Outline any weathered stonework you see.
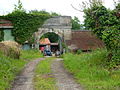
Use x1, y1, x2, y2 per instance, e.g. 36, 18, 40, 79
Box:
34, 16, 104, 51
34, 16, 72, 49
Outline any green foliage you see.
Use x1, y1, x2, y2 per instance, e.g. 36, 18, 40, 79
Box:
51, 12, 61, 16
63, 49, 120, 90
20, 49, 43, 60
34, 58, 57, 90
14, 0, 25, 12
4, 11, 50, 44
0, 50, 42, 90
29, 10, 50, 16
76, 49, 82, 54
41, 32, 59, 43
0, 1, 51, 44
83, 1, 120, 66
72, 16, 84, 30
0, 52, 26, 90
0, 1, 60, 44
30, 10, 60, 16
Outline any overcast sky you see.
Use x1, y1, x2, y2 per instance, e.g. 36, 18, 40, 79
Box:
0, 0, 119, 22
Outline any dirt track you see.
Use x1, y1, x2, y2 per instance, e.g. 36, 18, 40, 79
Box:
11, 58, 83, 90
11, 58, 44, 90
51, 58, 83, 90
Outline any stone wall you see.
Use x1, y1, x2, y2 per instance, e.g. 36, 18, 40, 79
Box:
35, 16, 104, 51
35, 16, 72, 49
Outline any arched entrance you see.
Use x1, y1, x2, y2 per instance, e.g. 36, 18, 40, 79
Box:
39, 32, 63, 54
34, 16, 72, 53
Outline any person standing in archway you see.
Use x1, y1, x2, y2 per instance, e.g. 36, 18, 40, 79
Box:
41, 46, 45, 53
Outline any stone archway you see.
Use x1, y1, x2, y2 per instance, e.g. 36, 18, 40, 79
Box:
34, 16, 72, 50
37, 28, 63, 41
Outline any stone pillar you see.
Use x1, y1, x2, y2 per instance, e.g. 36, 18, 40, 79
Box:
63, 29, 71, 41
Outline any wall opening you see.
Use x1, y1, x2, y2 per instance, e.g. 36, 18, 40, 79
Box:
39, 32, 63, 54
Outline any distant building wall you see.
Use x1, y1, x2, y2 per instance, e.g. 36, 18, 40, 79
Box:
66, 30, 105, 51
0, 19, 14, 41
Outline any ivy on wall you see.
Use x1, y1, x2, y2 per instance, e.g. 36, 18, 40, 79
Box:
2, 11, 51, 44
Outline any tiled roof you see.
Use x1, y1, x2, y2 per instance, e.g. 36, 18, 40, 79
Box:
40, 38, 51, 45
66, 31, 105, 51
0, 20, 13, 26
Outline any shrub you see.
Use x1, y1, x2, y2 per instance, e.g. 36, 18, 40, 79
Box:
76, 49, 82, 54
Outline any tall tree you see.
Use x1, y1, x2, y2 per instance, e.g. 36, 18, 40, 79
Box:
82, 0, 120, 65
14, 0, 25, 12
72, 16, 84, 30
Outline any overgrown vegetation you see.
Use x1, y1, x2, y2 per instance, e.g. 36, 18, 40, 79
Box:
0, 0, 60, 44
4, 11, 50, 44
63, 49, 120, 90
0, 50, 42, 90
41, 32, 59, 43
72, 16, 84, 30
34, 57, 57, 90
83, 0, 120, 67
20, 49, 43, 60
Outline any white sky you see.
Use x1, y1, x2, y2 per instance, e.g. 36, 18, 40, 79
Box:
0, 0, 119, 22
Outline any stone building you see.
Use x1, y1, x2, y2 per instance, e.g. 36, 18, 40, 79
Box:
0, 16, 104, 52
35, 16, 104, 52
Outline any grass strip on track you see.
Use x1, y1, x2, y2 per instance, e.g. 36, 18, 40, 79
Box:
34, 57, 58, 90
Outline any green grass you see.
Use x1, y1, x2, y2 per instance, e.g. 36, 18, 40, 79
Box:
0, 49, 42, 90
63, 49, 120, 90
34, 57, 58, 90
20, 49, 43, 60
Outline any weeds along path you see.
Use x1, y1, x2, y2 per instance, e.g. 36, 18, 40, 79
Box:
11, 58, 44, 90
51, 58, 83, 90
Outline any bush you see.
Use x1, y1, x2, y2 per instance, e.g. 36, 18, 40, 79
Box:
76, 49, 82, 54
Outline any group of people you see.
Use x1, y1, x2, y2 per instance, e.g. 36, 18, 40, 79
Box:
40, 45, 60, 56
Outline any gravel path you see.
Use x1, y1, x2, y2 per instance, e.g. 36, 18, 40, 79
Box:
51, 58, 83, 90
11, 58, 44, 90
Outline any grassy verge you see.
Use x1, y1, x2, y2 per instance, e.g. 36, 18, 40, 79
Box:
0, 50, 42, 90
34, 57, 57, 90
63, 49, 120, 90
20, 49, 43, 60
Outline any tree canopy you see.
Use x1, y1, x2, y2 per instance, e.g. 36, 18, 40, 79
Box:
82, 0, 120, 67
72, 16, 84, 30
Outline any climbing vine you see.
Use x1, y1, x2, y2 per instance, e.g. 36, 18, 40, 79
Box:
0, 0, 52, 44
2, 11, 51, 44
